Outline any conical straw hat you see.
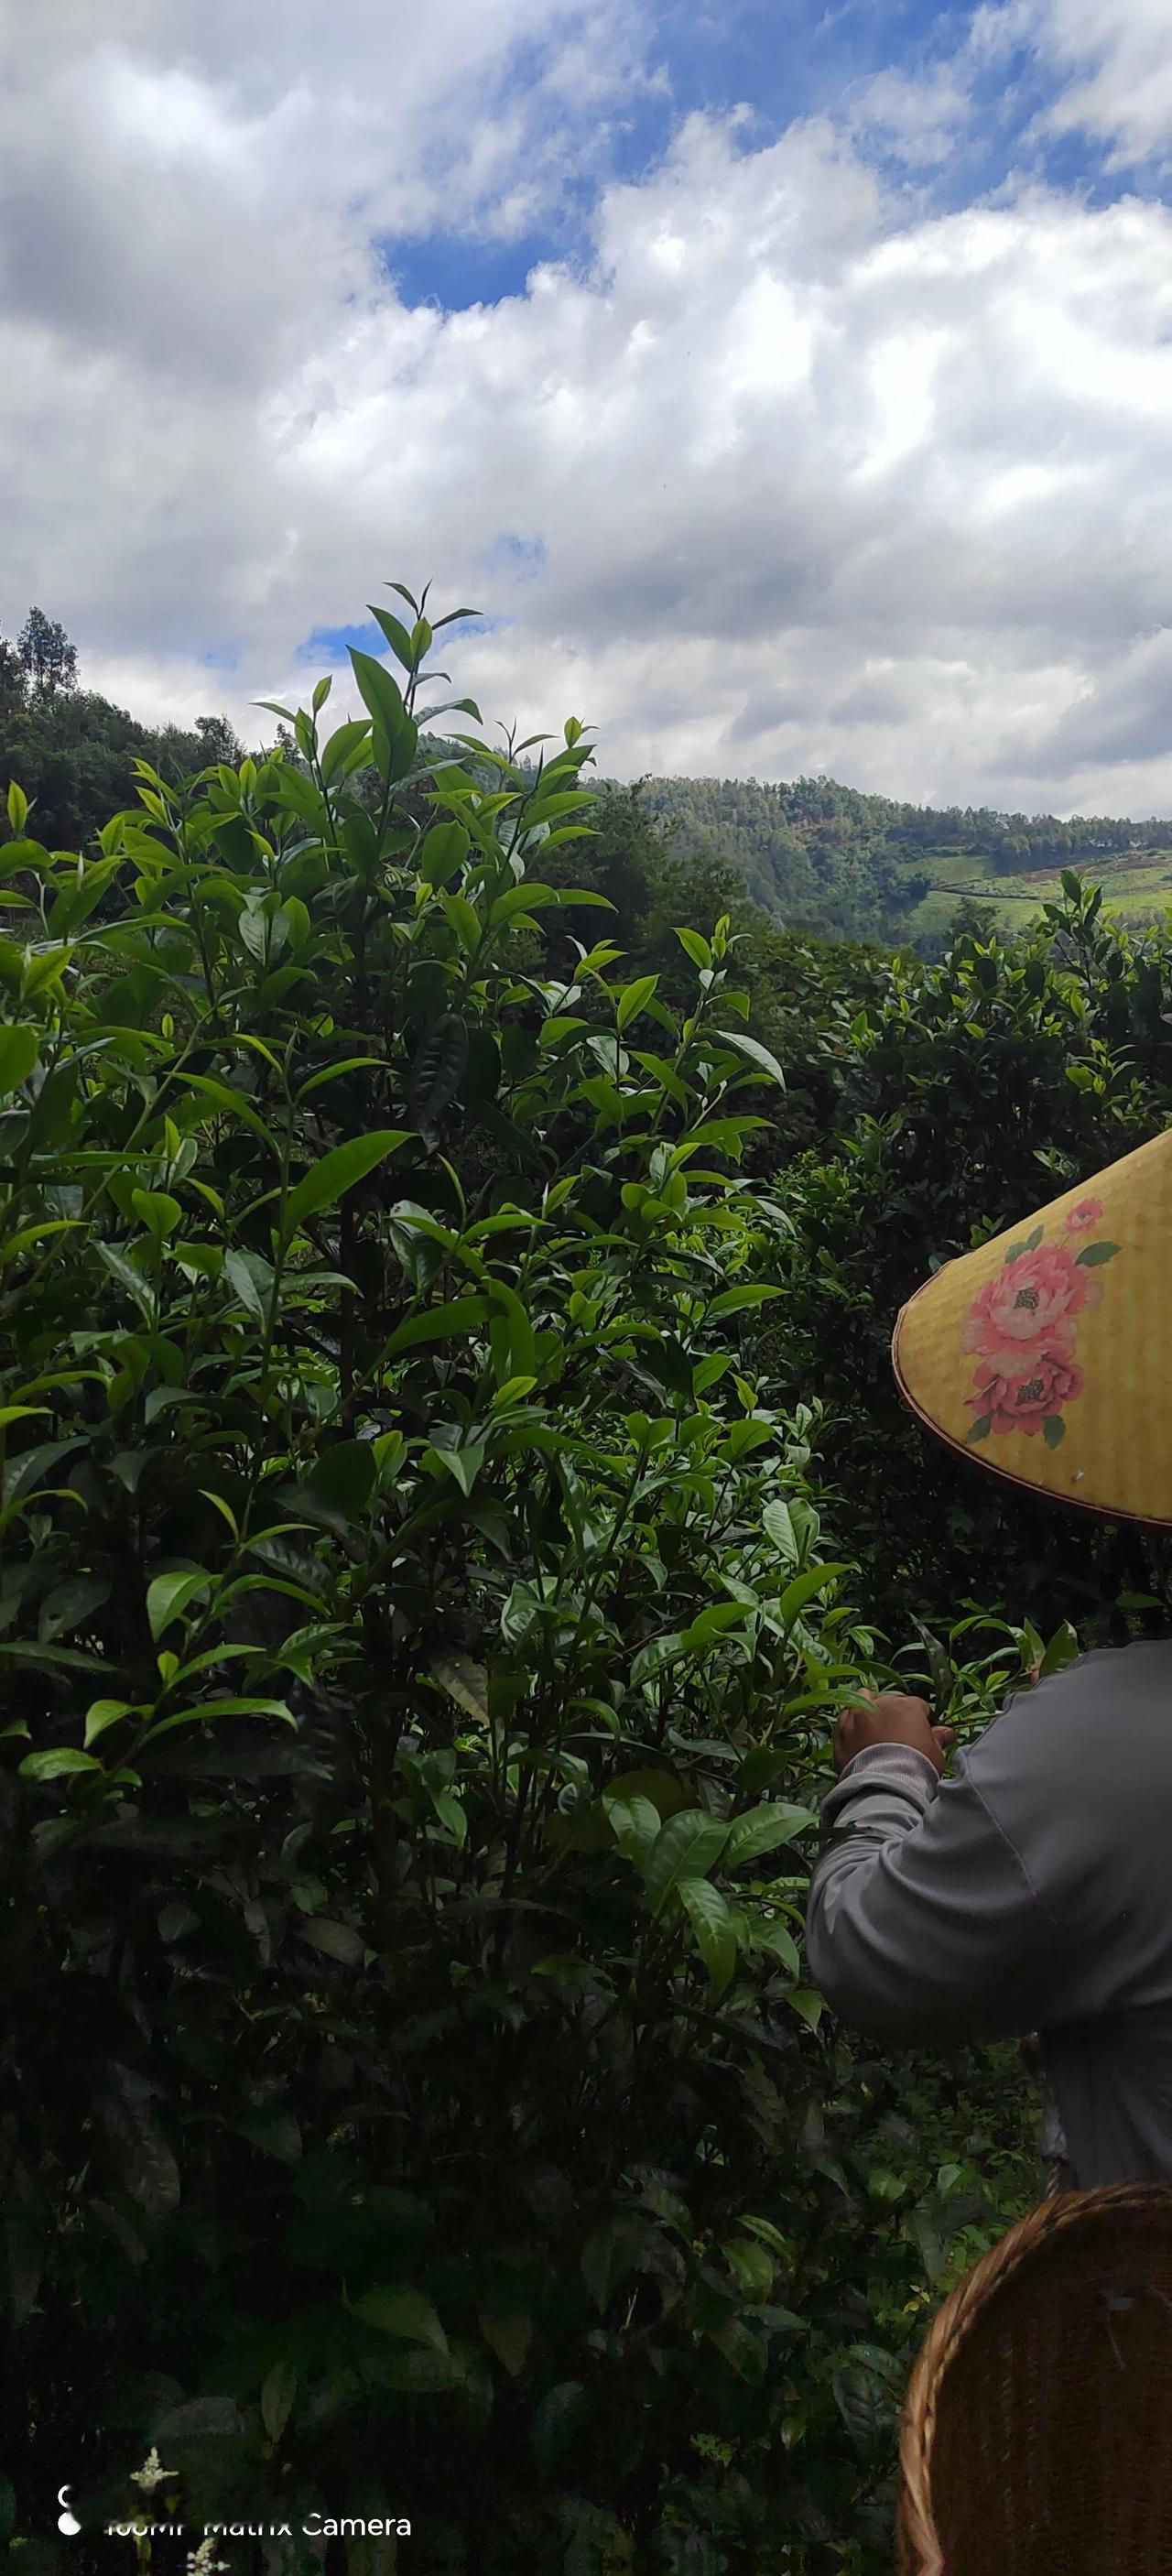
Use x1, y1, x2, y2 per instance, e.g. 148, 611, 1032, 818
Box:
891, 1125, 1172, 1527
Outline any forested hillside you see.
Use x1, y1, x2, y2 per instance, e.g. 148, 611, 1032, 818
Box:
0, 605, 244, 853
3, 581, 1172, 2572
6, 604, 1172, 961
611, 770, 1172, 953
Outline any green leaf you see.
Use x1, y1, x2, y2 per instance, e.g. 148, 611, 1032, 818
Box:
752, 1919, 801, 1975
778, 1564, 849, 1627
234, 2103, 303, 2166
382, 1296, 488, 1359
307, 1439, 377, 1518
368, 604, 417, 671
1075, 1242, 1120, 1266
296, 1055, 386, 1103
430, 1436, 485, 1497
84, 1699, 136, 1747
708, 1284, 783, 1320
643, 1810, 730, 1917
296, 1917, 365, 1965
261, 2360, 298, 2445
603, 1790, 661, 1866
429, 603, 483, 631
630, 1632, 685, 1687
441, 892, 482, 954
786, 1989, 825, 2031
38, 1576, 111, 1643
353, 2287, 448, 2353
616, 973, 658, 1032
429, 1788, 467, 1845
763, 1498, 799, 1565
501, 1579, 540, 1646
480, 2311, 532, 2377
408, 1014, 469, 1134
320, 717, 373, 785
1042, 1415, 1066, 1449
0, 1024, 38, 1093
680, 1602, 750, 1651
131, 1188, 181, 1240
678, 1876, 737, 1992
348, 647, 408, 744
285, 1129, 407, 1232
1038, 1619, 1080, 1678
489, 880, 558, 928
0, 1219, 79, 1262
146, 1571, 209, 1642
139, 1696, 296, 1746
488, 1278, 537, 1383
418, 821, 469, 886
224, 1248, 272, 1323
531, 2381, 588, 2479
95, 1240, 155, 1318
714, 1027, 787, 1088
724, 1804, 817, 1869
177, 1072, 277, 1151
430, 1650, 489, 1723
676, 927, 712, 969
18, 1747, 103, 1780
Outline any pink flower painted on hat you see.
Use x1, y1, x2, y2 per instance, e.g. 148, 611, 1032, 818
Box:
961, 1240, 1101, 1360
960, 1215, 1121, 1450
966, 1347, 1085, 1438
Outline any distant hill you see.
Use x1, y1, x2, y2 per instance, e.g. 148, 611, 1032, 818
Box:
5, 595, 1171, 962
597, 770, 1172, 952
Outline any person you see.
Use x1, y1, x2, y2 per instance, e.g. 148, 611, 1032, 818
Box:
804, 1126, 1172, 2191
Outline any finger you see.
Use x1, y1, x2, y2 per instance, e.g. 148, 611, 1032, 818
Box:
932, 1725, 955, 1751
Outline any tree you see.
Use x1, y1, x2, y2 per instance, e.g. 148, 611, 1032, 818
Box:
0, 636, 24, 712
0, 682, 258, 853
16, 604, 78, 699
195, 711, 244, 766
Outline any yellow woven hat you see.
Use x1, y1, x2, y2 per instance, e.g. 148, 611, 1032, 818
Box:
891, 1125, 1172, 1527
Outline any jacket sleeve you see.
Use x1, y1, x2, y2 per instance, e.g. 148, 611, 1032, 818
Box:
804, 1740, 1066, 2045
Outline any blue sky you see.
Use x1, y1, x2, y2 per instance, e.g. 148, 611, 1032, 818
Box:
6, 0, 1172, 817
381, 0, 1160, 315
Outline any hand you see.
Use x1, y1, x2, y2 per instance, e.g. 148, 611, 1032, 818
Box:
832, 1689, 955, 1777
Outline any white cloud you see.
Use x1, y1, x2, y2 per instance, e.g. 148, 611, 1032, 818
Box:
5, 5, 1172, 822
842, 60, 971, 168
976, 0, 1172, 170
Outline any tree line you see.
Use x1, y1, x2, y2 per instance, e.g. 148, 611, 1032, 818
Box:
5, 610, 1169, 956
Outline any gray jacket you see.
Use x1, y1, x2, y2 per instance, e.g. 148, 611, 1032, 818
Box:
805, 1641, 1172, 2188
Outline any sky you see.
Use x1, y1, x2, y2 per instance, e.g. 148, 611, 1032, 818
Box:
4, 0, 1172, 818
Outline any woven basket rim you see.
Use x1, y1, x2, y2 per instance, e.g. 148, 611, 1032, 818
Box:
897, 2181, 1172, 2575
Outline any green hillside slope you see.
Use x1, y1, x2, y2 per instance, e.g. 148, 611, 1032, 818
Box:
609, 769, 1172, 951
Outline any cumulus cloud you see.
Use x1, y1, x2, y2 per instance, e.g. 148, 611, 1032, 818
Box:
976, 0, 1172, 172
4, 2, 1172, 821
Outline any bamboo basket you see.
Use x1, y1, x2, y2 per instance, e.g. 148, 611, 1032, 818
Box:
896, 2181, 1172, 2574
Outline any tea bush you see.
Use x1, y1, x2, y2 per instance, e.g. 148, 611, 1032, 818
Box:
0, 593, 1115, 2574
762, 876, 1172, 1651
